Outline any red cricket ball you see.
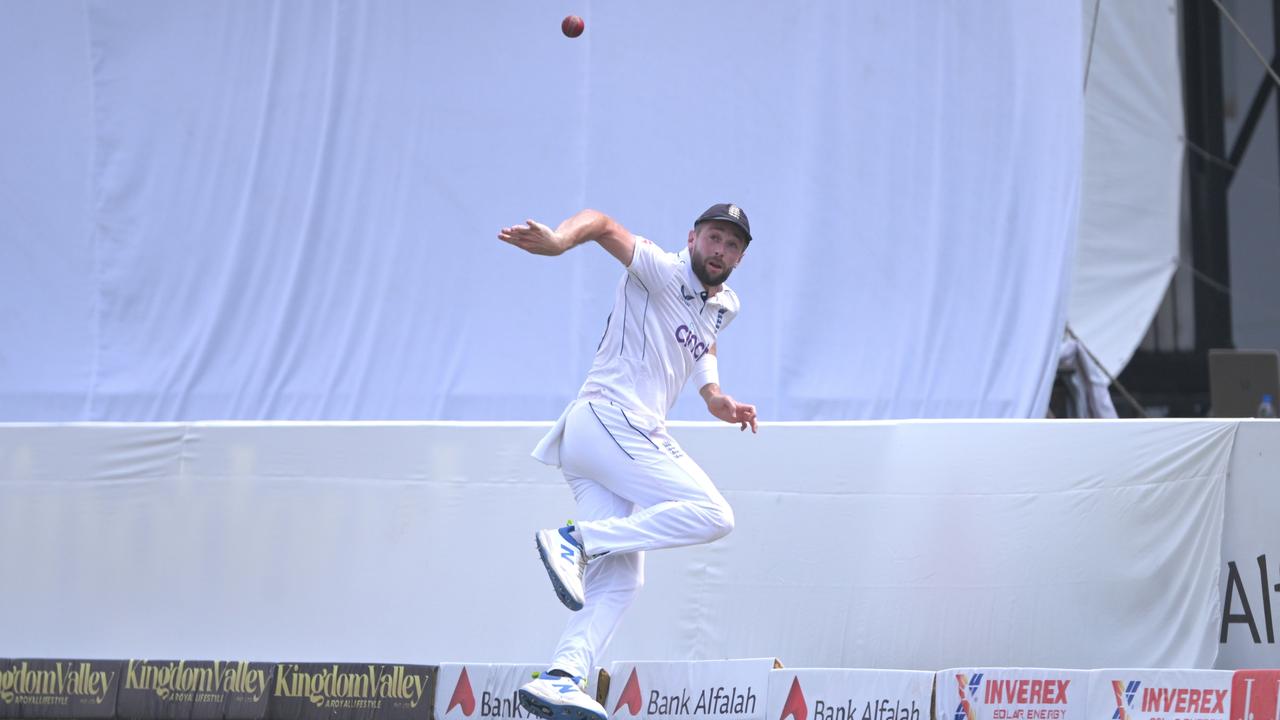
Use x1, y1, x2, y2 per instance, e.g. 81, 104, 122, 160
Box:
561, 15, 584, 38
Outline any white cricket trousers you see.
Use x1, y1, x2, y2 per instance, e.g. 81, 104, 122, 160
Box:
549, 399, 735, 678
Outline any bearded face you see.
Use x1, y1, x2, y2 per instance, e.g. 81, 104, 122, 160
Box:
690, 244, 734, 286
688, 221, 746, 288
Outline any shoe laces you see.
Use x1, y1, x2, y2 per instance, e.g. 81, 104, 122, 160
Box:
535, 670, 587, 692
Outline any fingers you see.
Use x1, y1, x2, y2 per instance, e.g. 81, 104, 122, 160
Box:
497, 220, 546, 240
498, 225, 528, 242
499, 224, 537, 239
498, 228, 531, 251
498, 220, 558, 255
713, 396, 758, 434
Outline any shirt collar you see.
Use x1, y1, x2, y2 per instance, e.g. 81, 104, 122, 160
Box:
677, 249, 704, 300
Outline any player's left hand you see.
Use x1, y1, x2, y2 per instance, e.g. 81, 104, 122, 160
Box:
707, 394, 758, 433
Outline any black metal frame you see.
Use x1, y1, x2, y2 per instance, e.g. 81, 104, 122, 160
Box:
1226, 53, 1276, 172
1184, 0, 1234, 352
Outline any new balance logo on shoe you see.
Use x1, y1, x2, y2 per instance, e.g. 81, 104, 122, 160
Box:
535, 526, 586, 611
518, 673, 606, 720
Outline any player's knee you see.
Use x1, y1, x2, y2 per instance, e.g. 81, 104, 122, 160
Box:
704, 500, 735, 541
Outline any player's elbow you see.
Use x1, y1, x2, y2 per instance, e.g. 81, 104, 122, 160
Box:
580, 208, 626, 237
580, 208, 613, 231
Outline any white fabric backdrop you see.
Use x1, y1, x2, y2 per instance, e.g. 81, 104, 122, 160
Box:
0, 1, 1082, 421
1217, 421, 1280, 669
0, 419, 1238, 669
1070, 0, 1184, 376
0, 0, 95, 419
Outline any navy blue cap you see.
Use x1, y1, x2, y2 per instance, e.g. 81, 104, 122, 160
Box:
695, 203, 751, 244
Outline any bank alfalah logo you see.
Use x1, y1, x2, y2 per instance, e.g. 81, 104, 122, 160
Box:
447, 667, 475, 715
779, 676, 808, 720
614, 668, 642, 716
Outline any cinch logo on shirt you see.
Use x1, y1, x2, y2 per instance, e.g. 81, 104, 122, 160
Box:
675, 325, 711, 361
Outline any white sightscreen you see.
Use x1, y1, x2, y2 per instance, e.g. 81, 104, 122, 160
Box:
0, 419, 1235, 668
0, 2, 1082, 421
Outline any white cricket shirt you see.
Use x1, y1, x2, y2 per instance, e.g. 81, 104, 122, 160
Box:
532, 237, 740, 466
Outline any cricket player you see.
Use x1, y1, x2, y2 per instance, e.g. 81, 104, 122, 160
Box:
497, 203, 758, 720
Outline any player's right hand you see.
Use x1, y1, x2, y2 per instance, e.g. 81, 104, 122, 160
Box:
707, 393, 758, 434
498, 219, 568, 256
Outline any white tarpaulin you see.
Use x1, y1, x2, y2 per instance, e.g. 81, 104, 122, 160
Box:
1071, 0, 1184, 375
1217, 422, 1280, 669
0, 1, 1081, 421
0, 420, 1235, 669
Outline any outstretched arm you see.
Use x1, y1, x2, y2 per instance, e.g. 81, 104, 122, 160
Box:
697, 345, 758, 433
498, 209, 636, 266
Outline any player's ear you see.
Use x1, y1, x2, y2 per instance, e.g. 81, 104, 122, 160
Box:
687, 229, 696, 248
